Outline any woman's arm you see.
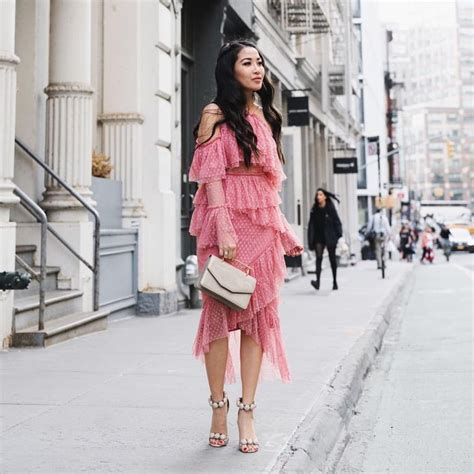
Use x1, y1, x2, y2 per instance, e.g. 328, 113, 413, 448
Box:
280, 213, 304, 256
193, 105, 237, 260
307, 211, 316, 250
332, 206, 343, 239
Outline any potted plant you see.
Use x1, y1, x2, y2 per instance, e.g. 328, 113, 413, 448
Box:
91, 151, 122, 229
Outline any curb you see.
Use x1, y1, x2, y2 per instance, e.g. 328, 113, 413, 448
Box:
269, 265, 415, 473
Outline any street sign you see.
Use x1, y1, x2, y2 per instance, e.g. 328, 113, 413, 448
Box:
287, 96, 309, 126
367, 142, 378, 155
333, 157, 358, 174
366, 136, 379, 155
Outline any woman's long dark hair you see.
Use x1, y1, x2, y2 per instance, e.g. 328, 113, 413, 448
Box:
193, 40, 284, 166
312, 188, 340, 212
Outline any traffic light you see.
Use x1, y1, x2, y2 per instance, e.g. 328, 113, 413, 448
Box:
445, 140, 455, 158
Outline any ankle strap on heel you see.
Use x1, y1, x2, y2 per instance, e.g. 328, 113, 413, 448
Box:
236, 397, 256, 411
208, 392, 228, 409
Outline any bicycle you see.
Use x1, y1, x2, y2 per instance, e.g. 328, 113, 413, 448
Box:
380, 237, 386, 279
375, 233, 386, 279
441, 238, 451, 262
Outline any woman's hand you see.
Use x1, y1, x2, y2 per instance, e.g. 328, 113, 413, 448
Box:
219, 242, 237, 260
286, 245, 304, 257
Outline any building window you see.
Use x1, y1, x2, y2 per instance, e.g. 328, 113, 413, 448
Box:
357, 196, 369, 226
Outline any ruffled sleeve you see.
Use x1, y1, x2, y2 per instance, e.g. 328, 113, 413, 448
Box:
188, 138, 227, 184
279, 212, 303, 255
188, 138, 237, 250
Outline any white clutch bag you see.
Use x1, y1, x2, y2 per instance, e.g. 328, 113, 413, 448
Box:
196, 255, 256, 311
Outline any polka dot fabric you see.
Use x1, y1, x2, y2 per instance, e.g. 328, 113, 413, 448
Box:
189, 113, 302, 383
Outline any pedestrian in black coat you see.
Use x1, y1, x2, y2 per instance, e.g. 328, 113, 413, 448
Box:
307, 188, 343, 290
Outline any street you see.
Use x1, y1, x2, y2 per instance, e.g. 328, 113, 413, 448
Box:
336, 253, 473, 473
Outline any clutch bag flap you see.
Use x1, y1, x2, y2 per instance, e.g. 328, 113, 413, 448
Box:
205, 256, 256, 294
196, 255, 256, 311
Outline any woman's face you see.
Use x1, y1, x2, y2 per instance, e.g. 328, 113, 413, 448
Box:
233, 47, 265, 93
316, 190, 326, 205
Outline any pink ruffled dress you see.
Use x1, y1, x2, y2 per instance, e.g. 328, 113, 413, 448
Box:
189, 112, 302, 383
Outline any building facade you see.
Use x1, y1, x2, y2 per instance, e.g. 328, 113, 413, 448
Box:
389, 0, 473, 209
356, 0, 390, 227
402, 106, 472, 203
2, 0, 181, 347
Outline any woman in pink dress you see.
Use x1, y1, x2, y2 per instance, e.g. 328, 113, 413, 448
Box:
189, 40, 303, 453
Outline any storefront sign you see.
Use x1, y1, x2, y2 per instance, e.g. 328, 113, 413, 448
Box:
333, 157, 358, 174
287, 96, 309, 126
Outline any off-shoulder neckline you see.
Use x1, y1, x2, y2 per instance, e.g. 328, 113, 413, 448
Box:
195, 110, 273, 146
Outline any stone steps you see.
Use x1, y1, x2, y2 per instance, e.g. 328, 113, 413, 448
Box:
12, 309, 109, 347
14, 289, 84, 331
12, 244, 109, 347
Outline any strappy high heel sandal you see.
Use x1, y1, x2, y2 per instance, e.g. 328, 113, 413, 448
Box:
236, 398, 259, 453
208, 392, 229, 448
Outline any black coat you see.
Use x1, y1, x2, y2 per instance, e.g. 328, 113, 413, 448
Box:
307, 204, 343, 250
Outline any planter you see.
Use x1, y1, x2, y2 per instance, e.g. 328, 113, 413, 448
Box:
91, 177, 122, 229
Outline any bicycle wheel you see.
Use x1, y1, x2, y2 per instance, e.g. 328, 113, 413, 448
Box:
381, 242, 386, 279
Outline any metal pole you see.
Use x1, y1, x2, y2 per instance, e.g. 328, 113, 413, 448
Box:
377, 139, 382, 199
38, 217, 47, 330
93, 219, 100, 311
13, 187, 48, 331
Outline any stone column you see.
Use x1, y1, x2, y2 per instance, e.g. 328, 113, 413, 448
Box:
99, 114, 145, 222
39, 0, 94, 307
40, 0, 94, 222
100, 2, 145, 225
136, 0, 178, 314
0, 0, 20, 346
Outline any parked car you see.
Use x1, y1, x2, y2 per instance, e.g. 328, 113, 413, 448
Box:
449, 227, 474, 253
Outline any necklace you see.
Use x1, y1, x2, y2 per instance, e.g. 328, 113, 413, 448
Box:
245, 100, 262, 115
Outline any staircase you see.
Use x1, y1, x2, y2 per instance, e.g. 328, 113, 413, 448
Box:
12, 244, 109, 348
12, 140, 108, 348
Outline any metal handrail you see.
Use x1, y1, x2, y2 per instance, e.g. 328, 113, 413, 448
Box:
15, 255, 40, 281
15, 138, 100, 311
13, 186, 47, 332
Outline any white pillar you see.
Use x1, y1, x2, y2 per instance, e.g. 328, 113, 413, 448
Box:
136, 0, 178, 314
39, 0, 94, 308
40, 0, 94, 222
100, 1, 145, 224
99, 114, 145, 222
0, 0, 20, 346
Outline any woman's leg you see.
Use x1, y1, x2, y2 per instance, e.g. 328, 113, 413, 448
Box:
420, 247, 427, 262
205, 337, 229, 446
315, 243, 325, 283
327, 245, 338, 288
238, 331, 263, 451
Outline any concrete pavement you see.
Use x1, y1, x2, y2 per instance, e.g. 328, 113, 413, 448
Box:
0, 259, 413, 473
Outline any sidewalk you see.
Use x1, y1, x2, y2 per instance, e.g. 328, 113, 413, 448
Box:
0, 260, 413, 473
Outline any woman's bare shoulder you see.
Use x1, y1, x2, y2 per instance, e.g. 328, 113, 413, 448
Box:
201, 103, 224, 120
198, 104, 224, 143
202, 103, 222, 112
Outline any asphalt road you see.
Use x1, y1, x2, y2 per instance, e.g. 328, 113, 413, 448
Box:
335, 252, 473, 473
